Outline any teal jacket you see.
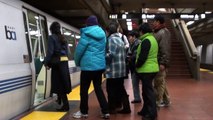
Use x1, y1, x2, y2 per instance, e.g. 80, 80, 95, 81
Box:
74, 25, 106, 71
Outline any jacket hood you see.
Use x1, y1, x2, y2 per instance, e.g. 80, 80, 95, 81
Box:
81, 25, 105, 41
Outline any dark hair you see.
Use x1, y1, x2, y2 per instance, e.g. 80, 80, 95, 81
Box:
139, 23, 153, 34
154, 14, 165, 24
107, 20, 119, 35
128, 30, 139, 38
50, 21, 66, 44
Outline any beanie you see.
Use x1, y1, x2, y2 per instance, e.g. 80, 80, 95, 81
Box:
86, 15, 99, 26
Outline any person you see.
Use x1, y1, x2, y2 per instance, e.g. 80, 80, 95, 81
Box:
118, 25, 130, 79
43, 21, 71, 111
152, 15, 171, 107
105, 21, 131, 114
127, 30, 142, 103
73, 15, 109, 119
136, 23, 159, 120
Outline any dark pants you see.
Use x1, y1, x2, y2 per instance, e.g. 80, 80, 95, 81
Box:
80, 70, 108, 114
106, 77, 128, 110
137, 73, 157, 119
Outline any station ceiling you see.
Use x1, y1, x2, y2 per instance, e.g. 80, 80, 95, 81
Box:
22, 0, 213, 45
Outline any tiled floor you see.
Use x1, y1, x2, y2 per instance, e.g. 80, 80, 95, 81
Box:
65, 70, 213, 120
19, 69, 213, 120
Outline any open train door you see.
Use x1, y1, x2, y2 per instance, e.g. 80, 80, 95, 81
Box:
22, 8, 51, 106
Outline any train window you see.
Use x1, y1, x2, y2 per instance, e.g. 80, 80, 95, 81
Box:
62, 27, 76, 60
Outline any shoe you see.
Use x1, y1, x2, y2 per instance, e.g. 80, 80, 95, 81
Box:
73, 111, 88, 119
101, 113, 110, 119
164, 101, 171, 107
131, 100, 141, 103
56, 106, 69, 112
157, 102, 165, 107
56, 98, 61, 105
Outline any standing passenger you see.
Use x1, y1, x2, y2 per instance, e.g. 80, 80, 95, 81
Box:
105, 21, 131, 114
44, 21, 71, 111
73, 15, 109, 119
127, 30, 142, 103
152, 15, 171, 107
136, 23, 159, 120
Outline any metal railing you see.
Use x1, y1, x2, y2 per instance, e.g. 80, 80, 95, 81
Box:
171, 14, 200, 80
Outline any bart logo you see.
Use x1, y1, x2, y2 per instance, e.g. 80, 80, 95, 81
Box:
5, 25, 17, 40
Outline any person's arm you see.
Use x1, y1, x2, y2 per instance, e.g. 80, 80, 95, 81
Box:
135, 39, 151, 68
44, 36, 55, 67
74, 34, 89, 66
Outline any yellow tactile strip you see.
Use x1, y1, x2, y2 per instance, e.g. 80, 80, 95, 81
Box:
200, 68, 213, 74
21, 111, 66, 120
68, 82, 94, 101
20, 80, 98, 120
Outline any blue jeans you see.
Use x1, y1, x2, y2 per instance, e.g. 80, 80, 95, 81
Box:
131, 72, 141, 101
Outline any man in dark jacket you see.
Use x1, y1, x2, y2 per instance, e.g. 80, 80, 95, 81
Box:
152, 15, 171, 107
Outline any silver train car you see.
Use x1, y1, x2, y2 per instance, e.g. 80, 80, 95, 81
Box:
0, 0, 81, 119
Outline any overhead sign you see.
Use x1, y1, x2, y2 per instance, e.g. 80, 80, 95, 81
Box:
109, 13, 213, 20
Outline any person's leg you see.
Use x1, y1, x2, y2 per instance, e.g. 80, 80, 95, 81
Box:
162, 70, 171, 106
106, 78, 117, 113
92, 70, 109, 114
154, 71, 166, 106
80, 71, 92, 114
139, 73, 157, 119
131, 72, 141, 102
117, 78, 131, 114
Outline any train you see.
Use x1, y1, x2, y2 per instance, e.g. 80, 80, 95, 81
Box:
0, 0, 81, 119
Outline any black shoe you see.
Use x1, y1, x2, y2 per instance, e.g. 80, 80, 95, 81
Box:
56, 106, 69, 112
131, 100, 141, 103
56, 98, 61, 105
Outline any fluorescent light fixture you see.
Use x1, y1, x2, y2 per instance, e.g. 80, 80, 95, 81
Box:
205, 11, 212, 14
75, 35, 81, 39
186, 21, 194, 26
158, 8, 166, 12
68, 44, 73, 47
126, 21, 132, 26
126, 19, 131, 22
34, 16, 39, 19
64, 32, 71, 36
127, 25, 132, 31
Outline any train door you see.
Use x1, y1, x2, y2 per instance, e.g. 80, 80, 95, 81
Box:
23, 8, 50, 106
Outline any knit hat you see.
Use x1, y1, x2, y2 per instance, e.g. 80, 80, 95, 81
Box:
86, 15, 99, 26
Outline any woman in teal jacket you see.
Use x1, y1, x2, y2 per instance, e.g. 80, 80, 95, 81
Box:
73, 15, 109, 119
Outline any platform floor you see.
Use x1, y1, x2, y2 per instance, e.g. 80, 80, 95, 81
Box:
19, 69, 213, 120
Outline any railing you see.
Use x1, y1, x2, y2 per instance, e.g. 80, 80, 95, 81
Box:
171, 12, 200, 80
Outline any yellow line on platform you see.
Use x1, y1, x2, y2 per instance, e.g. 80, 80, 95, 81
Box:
67, 82, 94, 101
21, 111, 66, 120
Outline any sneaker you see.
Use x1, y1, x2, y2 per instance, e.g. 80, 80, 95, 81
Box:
157, 102, 165, 107
101, 113, 110, 119
164, 101, 171, 107
73, 111, 88, 119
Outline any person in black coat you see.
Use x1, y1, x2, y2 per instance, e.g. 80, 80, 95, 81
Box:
44, 21, 71, 111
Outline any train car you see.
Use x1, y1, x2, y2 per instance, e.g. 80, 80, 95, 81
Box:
0, 0, 81, 119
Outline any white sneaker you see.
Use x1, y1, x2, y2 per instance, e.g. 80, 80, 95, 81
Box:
73, 111, 88, 119
101, 113, 110, 119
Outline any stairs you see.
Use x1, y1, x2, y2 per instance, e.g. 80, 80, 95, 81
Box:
166, 20, 192, 79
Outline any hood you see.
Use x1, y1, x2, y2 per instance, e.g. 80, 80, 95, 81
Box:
81, 25, 105, 41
